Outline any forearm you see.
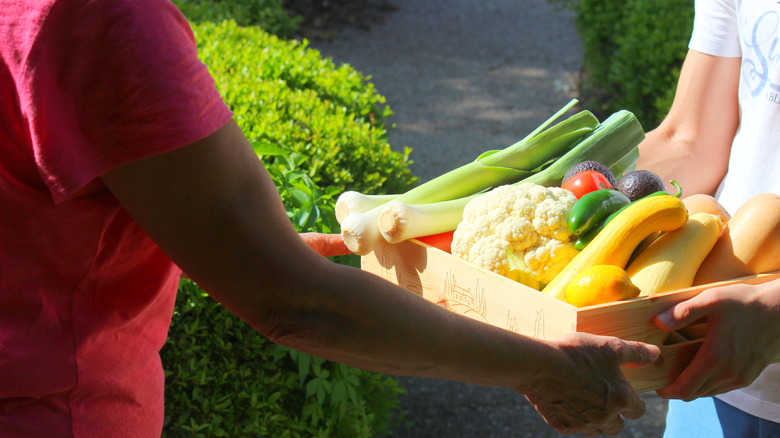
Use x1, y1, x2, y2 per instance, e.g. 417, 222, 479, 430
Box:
639, 120, 728, 196
637, 126, 704, 192
256, 255, 558, 390
101, 119, 559, 391
637, 50, 739, 195
181, 190, 558, 389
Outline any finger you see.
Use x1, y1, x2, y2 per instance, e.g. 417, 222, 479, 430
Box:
318, 233, 352, 256
615, 340, 661, 367
580, 428, 602, 438
655, 344, 714, 399
656, 364, 708, 400
601, 414, 626, 436
621, 392, 647, 420
697, 363, 764, 399
699, 379, 751, 399
531, 405, 576, 435
655, 294, 714, 332
699, 383, 736, 400
299, 232, 352, 257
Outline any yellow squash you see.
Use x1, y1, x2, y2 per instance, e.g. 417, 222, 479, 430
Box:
543, 195, 688, 302
626, 212, 725, 296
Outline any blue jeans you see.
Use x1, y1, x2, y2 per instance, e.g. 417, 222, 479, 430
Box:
664, 397, 780, 438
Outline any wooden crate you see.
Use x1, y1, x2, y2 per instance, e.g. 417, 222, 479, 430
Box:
361, 238, 780, 393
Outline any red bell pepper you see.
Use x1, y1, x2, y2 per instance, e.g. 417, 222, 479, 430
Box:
416, 230, 454, 253
561, 170, 613, 199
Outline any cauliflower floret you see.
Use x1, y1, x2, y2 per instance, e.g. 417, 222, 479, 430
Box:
451, 183, 579, 290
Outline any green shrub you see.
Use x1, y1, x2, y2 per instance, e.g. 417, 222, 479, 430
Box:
194, 20, 417, 196
161, 14, 415, 438
172, 0, 300, 37
574, 0, 694, 129
163, 279, 403, 437
162, 154, 404, 437
571, 0, 631, 109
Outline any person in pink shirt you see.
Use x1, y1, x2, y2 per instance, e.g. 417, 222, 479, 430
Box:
0, 0, 660, 436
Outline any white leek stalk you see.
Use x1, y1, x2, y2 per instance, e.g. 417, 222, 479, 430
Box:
336, 191, 400, 224
340, 208, 385, 256
378, 195, 479, 244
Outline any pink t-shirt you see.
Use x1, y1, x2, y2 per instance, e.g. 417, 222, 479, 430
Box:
0, 0, 233, 436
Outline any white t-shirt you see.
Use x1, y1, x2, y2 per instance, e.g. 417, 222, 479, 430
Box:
689, 0, 780, 422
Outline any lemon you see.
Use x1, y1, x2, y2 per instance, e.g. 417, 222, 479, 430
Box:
564, 264, 641, 307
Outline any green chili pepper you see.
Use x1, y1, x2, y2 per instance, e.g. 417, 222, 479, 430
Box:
572, 180, 682, 250
644, 179, 683, 199
568, 189, 631, 236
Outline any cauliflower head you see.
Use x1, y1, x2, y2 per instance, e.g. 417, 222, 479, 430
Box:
451, 183, 579, 290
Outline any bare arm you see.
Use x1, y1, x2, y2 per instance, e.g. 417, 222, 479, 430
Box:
101, 119, 659, 435
638, 50, 740, 195
101, 119, 541, 380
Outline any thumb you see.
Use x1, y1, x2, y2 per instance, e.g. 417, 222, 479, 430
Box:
320, 233, 352, 256
655, 299, 709, 332
300, 232, 352, 257
617, 340, 660, 367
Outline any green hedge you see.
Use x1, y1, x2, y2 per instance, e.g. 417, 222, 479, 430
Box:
163, 279, 403, 437
195, 20, 417, 196
573, 0, 694, 129
161, 10, 416, 438
162, 150, 405, 436
173, 0, 300, 37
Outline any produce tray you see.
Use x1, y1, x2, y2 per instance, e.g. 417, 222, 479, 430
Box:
361, 238, 780, 393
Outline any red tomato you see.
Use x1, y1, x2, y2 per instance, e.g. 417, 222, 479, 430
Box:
561, 170, 613, 199
416, 231, 454, 253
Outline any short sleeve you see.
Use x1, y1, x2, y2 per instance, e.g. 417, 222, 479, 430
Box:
689, 0, 742, 57
21, 0, 233, 203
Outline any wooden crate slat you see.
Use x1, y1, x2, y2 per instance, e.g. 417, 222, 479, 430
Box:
361, 238, 780, 392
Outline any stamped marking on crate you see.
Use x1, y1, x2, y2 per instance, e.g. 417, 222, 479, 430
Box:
506, 310, 546, 339
443, 270, 487, 319
533, 310, 546, 339
507, 312, 520, 334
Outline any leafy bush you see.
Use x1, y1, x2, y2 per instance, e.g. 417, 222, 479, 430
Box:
172, 0, 300, 37
194, 20, 417, 196
573, 0, 694, 129
161, 12, 416, 438
163, 280, 403, 437
569, 0, 631, 105
162, 154, 404, 437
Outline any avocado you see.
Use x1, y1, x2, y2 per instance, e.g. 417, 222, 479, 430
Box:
616, 170, 666, 201
563, 160, 618, 188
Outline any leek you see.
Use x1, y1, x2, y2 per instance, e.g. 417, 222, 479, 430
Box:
336, 192, 400, 224
519, 110, 645, 187
381, 100, 597, 206
342, 99, 601, 255
379, 195, 481, 244
373, 110, 646, 245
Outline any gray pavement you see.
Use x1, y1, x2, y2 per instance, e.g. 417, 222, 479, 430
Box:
307, 1, 669, 436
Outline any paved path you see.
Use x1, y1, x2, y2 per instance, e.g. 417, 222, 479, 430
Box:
308, 1, 669, 436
